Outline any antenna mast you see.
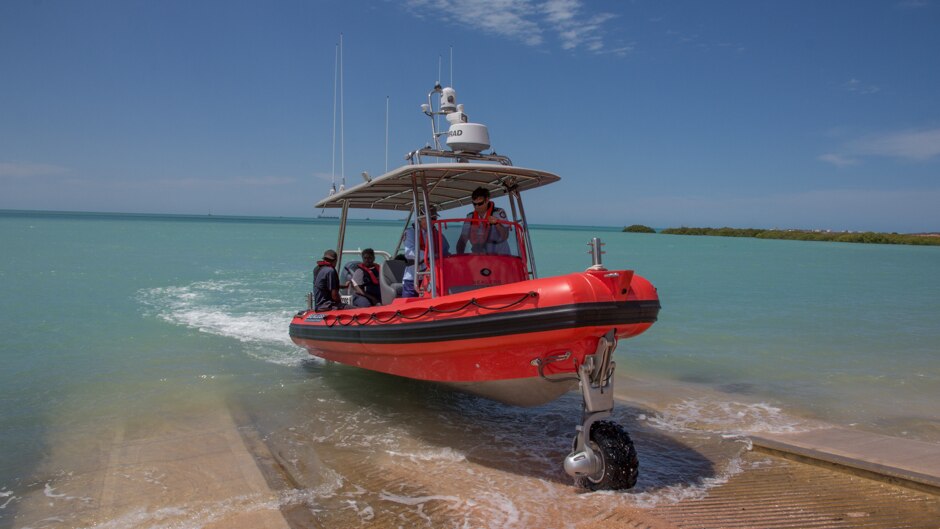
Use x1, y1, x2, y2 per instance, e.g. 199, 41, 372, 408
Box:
385, 96, 389, 173
436, 55, 443, 145
329, 43, 338, 196
339, 33, 345, 192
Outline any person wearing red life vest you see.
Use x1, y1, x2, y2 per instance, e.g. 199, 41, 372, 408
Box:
313, 249, 348, 311
350, 248, 382, 307
456, 187, 510, 255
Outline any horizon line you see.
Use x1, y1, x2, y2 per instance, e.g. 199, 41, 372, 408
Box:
0, 208, 628, 231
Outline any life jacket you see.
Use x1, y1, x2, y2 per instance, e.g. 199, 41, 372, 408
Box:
470, 201, 495, 245
313, 260, 334, 277
357, 262, 379, 285
313, 260, 339, 311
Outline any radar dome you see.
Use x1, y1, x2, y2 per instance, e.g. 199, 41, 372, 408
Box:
446, 123, 490, 153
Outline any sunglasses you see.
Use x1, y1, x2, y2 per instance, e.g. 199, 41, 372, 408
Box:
472, 200, 486, 206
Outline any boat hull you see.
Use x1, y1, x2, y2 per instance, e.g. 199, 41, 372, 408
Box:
290, 270, 659, 406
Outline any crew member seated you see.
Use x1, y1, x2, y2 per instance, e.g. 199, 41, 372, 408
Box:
350, 248, 382, 307
456, 187, 510, 255
314, 249, 348, 311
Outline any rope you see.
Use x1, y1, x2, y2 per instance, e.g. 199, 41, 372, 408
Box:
323, 291, 538, 327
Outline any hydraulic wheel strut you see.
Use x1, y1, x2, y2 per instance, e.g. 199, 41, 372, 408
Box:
564, 329, 619, 482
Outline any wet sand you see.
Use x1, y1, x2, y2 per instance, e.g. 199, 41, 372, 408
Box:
9, 367, 940, 528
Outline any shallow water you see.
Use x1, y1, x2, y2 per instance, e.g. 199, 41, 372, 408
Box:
1, 211, 938, 527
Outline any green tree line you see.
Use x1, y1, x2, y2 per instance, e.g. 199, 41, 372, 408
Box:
658, 227, 940, 246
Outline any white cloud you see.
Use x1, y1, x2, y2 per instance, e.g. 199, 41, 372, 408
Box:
0, 162, 69, 178
600, 44, 635, 56
843, 78, 881, 94
543, 0, 577, 24
405, 0, 543, 46
820, 128, 940, 166
543, 0, 616, 51
560, 15, 616, 50
849, 128, 940, 161
403, 0, 621, 54
818, 153, 859, 167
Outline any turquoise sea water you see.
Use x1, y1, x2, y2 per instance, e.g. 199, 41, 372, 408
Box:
1, 210, 939, 526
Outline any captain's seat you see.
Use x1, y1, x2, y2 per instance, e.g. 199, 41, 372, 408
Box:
380, 258, 406, 305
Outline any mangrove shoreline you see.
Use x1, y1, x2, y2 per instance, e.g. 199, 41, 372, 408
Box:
654, 226, 940, 246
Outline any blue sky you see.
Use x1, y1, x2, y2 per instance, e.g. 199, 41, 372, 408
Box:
2, 0, 939, 232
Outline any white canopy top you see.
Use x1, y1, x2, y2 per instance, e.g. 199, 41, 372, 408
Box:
315, 163, 561, 212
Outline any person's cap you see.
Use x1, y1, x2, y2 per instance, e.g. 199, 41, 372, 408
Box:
322, 249, 338, 260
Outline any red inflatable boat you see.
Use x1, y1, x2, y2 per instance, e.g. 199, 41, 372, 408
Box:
289, 84, 660, 490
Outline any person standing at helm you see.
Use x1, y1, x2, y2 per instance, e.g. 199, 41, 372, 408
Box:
456, 187, 510, 255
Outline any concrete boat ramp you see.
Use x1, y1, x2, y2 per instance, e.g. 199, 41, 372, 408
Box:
10, 409, 294, 529
579, 428, 940, 529
750, 427, 940, 496
10, 412, 940, 528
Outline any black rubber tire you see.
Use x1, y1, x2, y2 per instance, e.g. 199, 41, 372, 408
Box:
577, 420, 639, 491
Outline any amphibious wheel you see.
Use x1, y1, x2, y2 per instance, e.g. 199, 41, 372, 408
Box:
576, 421, 639, 491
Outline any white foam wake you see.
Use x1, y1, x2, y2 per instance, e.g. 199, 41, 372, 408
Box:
642, 398, 809, 438
628, 456, 750, 508
620, 397, 812, 506
384, 447, 467, 463
139, 278, 309, 366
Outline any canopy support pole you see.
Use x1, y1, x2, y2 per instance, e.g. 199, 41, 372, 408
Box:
417, 177, 438, 297
394, 209, 413, 257
514, 190, 538, 279
336, 200, 350, 270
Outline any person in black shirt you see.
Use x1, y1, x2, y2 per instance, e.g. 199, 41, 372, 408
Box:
313, 249, 348, 311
